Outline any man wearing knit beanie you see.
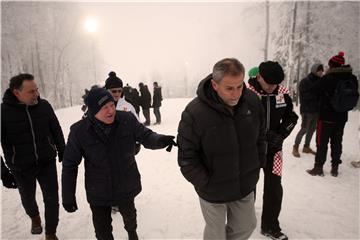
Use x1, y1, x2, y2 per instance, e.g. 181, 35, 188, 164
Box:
62, 87, 177, 240
248, 61, 298, 240
307, 51, 359, 177
105, 71, 123, 105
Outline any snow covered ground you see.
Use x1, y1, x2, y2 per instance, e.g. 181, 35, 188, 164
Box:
1, 98, 359, 240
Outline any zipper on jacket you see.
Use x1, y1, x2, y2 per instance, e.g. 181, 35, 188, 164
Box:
25, 105, 39, 164
266, 95, 271, 132
11, 146, 16, 164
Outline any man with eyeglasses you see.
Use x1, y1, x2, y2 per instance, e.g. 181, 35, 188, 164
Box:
105, 71, 139, 121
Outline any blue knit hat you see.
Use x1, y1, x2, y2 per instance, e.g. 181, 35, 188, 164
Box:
85, 87, 114, 115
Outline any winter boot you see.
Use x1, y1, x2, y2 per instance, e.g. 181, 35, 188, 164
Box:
31, 215, 42, 234
128, 231, 138, 240
292, 145, 300, 158
331, 165, 339, 177
306, 165, 324, 176
45, 233, 59, 240
351, 161, 360, 168
303, 146, 316, 155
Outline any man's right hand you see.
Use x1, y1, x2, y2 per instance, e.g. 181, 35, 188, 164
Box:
63, 202, 78, 213
1, 172, 17, 189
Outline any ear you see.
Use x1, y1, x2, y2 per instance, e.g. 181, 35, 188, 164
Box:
211, 79, 218, 91
12, 89, 21, 98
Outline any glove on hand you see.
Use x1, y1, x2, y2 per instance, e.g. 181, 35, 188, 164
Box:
267, 131, 284, 153
63, 201, 78, 213
158, 135, 177, 152
1, 172, 17, 189
58, 151, 64, 163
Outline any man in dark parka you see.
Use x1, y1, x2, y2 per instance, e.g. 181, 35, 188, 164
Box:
62, 87, 175, 240
177, 58, 266, 240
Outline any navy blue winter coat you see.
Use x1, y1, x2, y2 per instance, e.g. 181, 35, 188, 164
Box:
62, 111, 167, 206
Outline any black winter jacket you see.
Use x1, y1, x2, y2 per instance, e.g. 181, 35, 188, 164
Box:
139, 85, 151, 109
1, 89, 65, 172
299, 73, 321, 114
247, 78, 298, 154
62, 111, 167, 206
152, 87, 163, 108
310, 65, 358, 122
177, 74, 266, 203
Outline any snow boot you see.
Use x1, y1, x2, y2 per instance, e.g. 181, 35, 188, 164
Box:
31, 215, 42, 234
331, 165, 339, 177
292, 145, 300, 158
351, 161, 360, 168
45, 233, 59, 240
261, 229, 288, 240
128, 231, 138, 240
306, 165, 324, 176
302, 146, 316, 155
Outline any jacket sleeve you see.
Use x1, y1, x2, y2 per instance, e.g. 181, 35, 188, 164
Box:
131, 114, 164, 149
48, 103, 65, 160
177, 110, 209, 188
257, 100, 267, 167
62, 126, 82, 204
278, 94, 299, 139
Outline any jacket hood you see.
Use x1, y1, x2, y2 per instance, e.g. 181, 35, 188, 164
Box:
327, 65, 353, 75
2, 88, 21, 106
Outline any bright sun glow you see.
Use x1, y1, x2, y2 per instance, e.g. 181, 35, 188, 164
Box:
84, 17, 99, 33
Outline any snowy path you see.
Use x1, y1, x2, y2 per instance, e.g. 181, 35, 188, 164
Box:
1, 98, 359, 239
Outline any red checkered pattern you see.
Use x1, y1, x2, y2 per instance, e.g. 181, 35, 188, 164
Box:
246, 83, 289, 96
272, 151, 283, 176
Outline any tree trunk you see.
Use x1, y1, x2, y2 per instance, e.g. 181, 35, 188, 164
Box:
264, 0, 270, 61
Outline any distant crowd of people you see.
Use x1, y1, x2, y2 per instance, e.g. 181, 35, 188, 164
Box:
1, 52, 359, 240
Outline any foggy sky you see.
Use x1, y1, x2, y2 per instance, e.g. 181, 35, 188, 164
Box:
80, 2, 265, 90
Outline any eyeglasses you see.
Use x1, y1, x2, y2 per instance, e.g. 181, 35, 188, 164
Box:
110, 89, 122, 94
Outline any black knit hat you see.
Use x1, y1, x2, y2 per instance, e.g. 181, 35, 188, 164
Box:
328, 51, 345, 67
105, 71, 123, 89
259, 61, 284, 84
85, 87, 114, 115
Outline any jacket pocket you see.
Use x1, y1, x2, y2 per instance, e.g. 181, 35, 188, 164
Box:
11, 146, 16, 165
85, 168, 111, 200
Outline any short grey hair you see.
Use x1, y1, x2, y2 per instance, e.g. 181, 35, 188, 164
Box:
212, 58, 245, 83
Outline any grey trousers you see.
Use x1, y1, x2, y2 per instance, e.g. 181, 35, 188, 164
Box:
199, 192, 256, 240
294, 112, 318, 147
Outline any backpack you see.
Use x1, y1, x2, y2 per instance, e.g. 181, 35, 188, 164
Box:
330, 78, 359, 112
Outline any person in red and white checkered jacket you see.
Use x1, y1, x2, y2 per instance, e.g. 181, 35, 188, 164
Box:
247, 61, 298, 240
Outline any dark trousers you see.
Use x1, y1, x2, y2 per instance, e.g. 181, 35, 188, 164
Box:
90, 200, 137, 240
294, 112, 318, 147
153, 107, 161, 123
315, 120, 346, 167
13, 161, 59, 234
261, 155, 283, 233
142, 108, 150, 125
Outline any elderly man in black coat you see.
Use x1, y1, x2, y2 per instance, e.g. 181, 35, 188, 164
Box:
62, 87, 176, 240
1, 73, 65, 240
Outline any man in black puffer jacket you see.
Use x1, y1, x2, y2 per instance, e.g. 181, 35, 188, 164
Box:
1, 73, 65, 240
62, 87, 176, 240
177, 58, 266, 240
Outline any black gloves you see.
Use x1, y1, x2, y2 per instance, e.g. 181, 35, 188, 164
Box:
267, 130, 284, 153
1, 171, 17, 189
63, 201, 78, 213
158, 135, 177, 152
58, 151, 64, 163
1, 157, 17, 189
